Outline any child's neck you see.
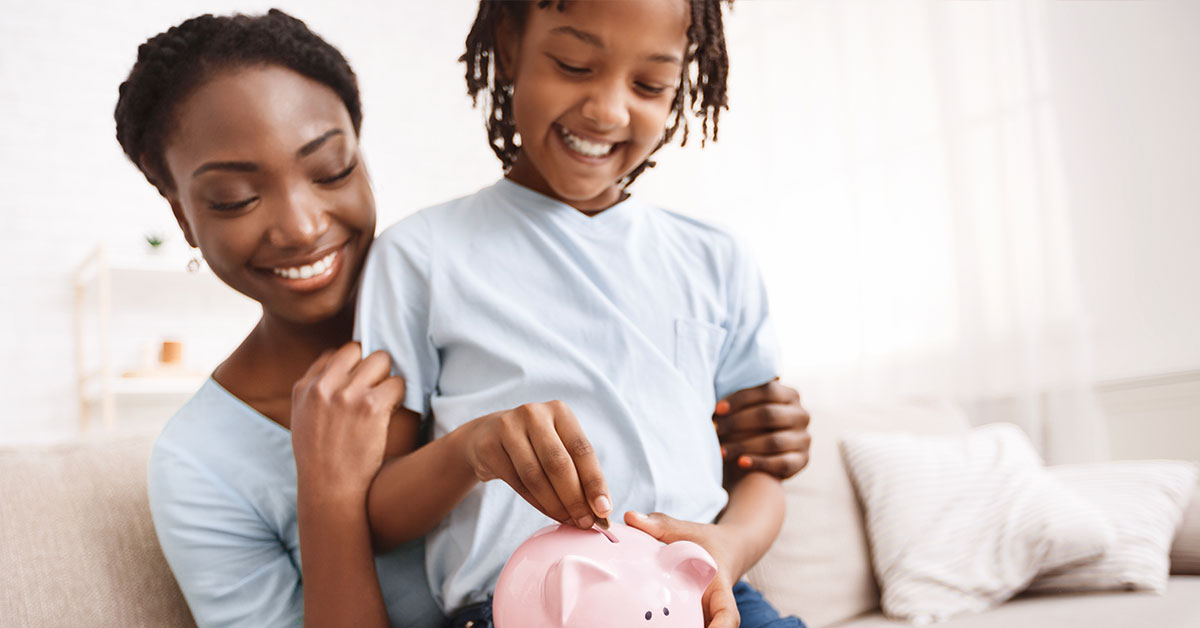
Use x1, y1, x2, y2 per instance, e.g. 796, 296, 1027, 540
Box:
506, 154, 627, 216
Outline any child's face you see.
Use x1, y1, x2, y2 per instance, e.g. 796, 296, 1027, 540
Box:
502, 0, 690, 212
160, 65, 375, 325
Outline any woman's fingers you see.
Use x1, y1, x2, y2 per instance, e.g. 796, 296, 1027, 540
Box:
347, 349, 394, 387
714, 402, 809, 437
713, 379, 798, 417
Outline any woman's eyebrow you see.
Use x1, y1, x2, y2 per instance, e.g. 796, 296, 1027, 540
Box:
297, 128, 344, 157
192, 161, 256, 179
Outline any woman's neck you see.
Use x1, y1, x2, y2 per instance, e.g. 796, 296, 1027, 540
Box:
213, 304, 355, 426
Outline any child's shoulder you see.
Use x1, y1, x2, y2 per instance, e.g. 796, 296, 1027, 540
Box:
375, 185, 497, 246
640, 201, 749, 263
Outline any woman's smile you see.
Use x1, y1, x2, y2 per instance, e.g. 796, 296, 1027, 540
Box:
256, 242, 348, 293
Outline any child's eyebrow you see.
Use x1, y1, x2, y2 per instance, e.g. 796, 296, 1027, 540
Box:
550, 25, 681, 65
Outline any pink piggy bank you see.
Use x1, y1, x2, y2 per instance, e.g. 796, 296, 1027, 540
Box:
493, 522, 718, 628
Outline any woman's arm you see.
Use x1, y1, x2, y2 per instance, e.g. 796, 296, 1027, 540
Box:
290, 344, 411, 628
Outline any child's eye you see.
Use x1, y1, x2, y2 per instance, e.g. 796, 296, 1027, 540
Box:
208, 197, 257, 212
315, 160, 358, 185
552, 58, 590, 76
635, 82, 667, 95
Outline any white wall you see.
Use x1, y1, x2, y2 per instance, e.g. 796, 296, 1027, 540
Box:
2, 1, 1198, 450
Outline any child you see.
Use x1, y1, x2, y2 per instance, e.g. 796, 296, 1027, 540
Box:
357, 1, 808, 627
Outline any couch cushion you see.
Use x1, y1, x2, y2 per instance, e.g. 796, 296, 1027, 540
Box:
829, 575, 1200, 628
839, 423, 1113, 624
745, 399, 970, 628
1027, 461, 1198, 594
1170, 478, 1200, 574
0, 431, 195, 628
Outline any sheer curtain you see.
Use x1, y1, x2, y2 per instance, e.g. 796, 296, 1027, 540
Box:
649, 0, 1107, 463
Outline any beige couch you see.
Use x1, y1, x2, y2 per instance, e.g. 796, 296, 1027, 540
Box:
2, 402, 1197, 628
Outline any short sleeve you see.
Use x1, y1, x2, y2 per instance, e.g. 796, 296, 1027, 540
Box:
355, 213, 440, 417
147, 446, 302, 628
713, 238, 780, 401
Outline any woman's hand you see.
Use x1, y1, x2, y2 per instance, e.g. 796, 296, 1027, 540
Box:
290, 342, 407, 502
624, 511, 745, 628
456, 400, 612, 529
714, 380, 811, 479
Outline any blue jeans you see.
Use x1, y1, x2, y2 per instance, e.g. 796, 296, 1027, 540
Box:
444, 581, 805, 628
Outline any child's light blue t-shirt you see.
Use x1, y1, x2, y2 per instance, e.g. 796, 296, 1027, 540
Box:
147, 379, 444, 628
355, 178, 779, 613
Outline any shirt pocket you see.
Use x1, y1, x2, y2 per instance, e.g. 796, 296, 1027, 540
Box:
673, 318, 728, 404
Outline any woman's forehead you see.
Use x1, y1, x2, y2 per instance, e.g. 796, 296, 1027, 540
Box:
165, 65, 352, 166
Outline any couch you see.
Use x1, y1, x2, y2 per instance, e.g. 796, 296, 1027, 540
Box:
2, 401, 1197, 627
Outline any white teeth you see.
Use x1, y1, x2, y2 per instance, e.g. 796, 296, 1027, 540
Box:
272, 250, 338, 279
559, 126, 615, 158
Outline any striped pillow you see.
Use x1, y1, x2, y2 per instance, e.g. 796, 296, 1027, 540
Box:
1170, 480, 1200, 574
840, 423, 1113, 624
1027, 461, 1199, 593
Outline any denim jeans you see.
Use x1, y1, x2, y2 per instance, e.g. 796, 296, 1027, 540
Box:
443, 581, 805, 628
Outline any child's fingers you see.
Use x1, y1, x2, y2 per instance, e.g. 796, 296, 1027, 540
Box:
501, 430, 571, 524
485, 451, 557, 523
528, 417, 594, 529
703, 580, 740, 628
713, 379, 798, 416
550, 403, 612, 521
714, 402, 808, 437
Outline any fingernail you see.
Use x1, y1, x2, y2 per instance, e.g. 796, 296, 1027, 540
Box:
715, 400, 730, 415
577, 515, 594, 529
738, 455, 753, 469
594, 495, 611, 516
720, 446, 727, 458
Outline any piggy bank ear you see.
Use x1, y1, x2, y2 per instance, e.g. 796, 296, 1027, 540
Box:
545, 555, 618, 626
658, 540, 718, 591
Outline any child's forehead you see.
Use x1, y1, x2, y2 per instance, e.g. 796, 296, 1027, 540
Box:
527, 0, 691, 53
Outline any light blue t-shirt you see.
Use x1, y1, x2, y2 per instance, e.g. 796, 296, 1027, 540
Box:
355, 178, 779, 613
147, 378, 444, 628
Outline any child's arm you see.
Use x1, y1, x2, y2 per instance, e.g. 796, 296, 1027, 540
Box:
625, 472, 785, 628
715, 380, 811, 482
366, 400, 614, 551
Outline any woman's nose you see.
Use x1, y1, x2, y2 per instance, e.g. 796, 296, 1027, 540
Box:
266, 185, 328, 249
580, 81, 630, 131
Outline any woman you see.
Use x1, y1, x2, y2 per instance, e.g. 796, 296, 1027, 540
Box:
115, 9, 810, 628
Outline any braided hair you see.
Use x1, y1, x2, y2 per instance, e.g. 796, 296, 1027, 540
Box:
461, 0, 733, 187
114, 9, 362, 197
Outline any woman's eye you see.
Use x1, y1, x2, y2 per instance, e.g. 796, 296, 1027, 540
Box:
208, 197, 257, 211
554, 59, 589, 75
315, 160, 358, 185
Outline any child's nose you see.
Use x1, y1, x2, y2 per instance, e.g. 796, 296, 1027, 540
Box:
580, 82, 630, 131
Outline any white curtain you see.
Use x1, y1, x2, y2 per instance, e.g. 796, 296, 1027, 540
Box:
651, 0, 1108, 463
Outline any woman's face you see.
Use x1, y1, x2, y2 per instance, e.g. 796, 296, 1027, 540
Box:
161, 65, 374, 326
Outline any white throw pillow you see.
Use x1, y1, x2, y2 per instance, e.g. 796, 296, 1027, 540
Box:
840, 423, 1113, 624
1170, 479, 1200, 574
1027, 461, 1199, 593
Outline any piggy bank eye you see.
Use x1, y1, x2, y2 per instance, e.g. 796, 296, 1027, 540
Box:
663, 607, 670, 616
644, 610, 652, 620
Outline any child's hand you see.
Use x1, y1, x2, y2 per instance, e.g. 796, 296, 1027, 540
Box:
459, 401, 613, 529
290, 342, 409, 503
624, 511, 742, 628
714, 380, 811, 479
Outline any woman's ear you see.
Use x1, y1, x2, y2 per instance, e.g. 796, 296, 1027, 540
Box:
167, 196, 198, 249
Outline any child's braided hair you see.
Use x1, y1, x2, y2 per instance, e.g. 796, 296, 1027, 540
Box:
114, 9, 362, 197
461, 0, 733, 187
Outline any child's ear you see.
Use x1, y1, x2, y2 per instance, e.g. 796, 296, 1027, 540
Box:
493, 13, 520, 84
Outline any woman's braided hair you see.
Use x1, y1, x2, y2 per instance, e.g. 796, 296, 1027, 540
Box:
461, 0, 733, 187
114, 9, 362, 197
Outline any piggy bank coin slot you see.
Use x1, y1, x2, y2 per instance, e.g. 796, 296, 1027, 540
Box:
593, 524, 619, 543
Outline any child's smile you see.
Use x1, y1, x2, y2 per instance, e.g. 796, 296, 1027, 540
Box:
502, 0, 690, 213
